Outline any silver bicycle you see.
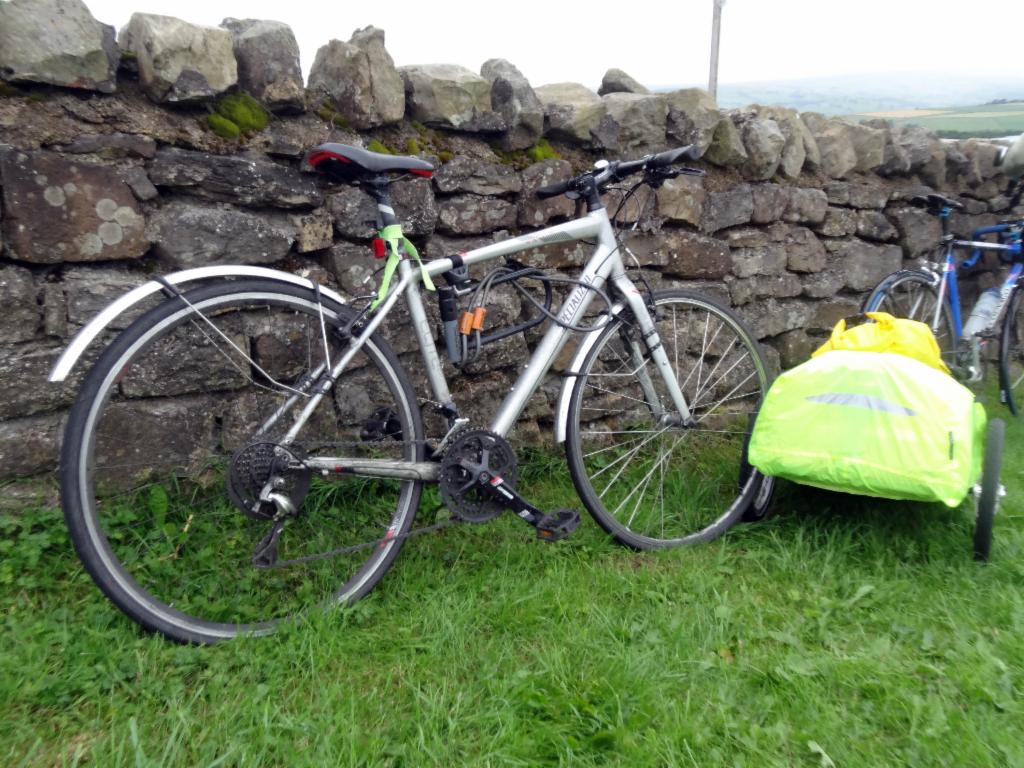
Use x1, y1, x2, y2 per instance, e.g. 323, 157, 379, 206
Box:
51, 143, 772, 643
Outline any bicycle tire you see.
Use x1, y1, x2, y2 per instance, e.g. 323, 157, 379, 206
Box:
565, 290, 771, 549
863, 270, 956, 366
739, 410, 777, 523
973, 418, 1004, 561
999, 286, 1024, 416
60, 278, 424, 643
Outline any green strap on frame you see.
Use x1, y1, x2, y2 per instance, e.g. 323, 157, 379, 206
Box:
370, 224, 435, 309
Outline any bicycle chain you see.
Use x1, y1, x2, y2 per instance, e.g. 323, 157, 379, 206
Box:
260, 509, 461, 569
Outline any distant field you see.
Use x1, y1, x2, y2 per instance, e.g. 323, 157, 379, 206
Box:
849, 101, 1024, 139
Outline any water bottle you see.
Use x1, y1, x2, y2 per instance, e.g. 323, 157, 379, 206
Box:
963, 288, 1001, 338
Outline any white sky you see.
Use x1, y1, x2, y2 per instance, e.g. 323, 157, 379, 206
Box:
83, 0, 1024, 90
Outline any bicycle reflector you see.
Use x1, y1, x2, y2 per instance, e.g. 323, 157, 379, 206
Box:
371, 238, 387, 259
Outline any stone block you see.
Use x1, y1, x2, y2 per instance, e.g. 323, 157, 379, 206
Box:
626, 231, 731, 279
1, 150, 147, 263
0, 412, 62, 478
437, 195, 516, 235
663, 88, 721, 156
434, 156, 522, 196
309, 27, 406, 128
656, 174, 704, 227
832, 239, 903, 292
0, 0, 117, 93
148, 200, 295, 268
518, 160, 574, 228
121, 13, 237, 103
700, 184, 753, 233
784, 226, 827, 273
535, 82, 606, 144
400, 64, 502, 132
222, 18, 305, 113
481, 59, 544, 151
783, 188, 828, 225
751, 183, 790, 224
740, 118, 785, 180
0, 265, 40, 343
592, 93, 667, 153
148, 147, 322, 209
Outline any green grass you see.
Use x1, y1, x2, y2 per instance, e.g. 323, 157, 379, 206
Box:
848, 101, 1024, 139
2, 412, 1023, 766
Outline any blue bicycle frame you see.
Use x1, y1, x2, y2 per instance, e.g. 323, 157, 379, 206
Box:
933, 208, 1023, 342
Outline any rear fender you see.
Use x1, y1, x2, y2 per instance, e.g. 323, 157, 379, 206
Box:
48, 266, 349, 382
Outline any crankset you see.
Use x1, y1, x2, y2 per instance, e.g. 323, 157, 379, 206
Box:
438, 429, 581, 541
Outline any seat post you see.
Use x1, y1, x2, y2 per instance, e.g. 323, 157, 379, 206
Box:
363, 176, 399, 229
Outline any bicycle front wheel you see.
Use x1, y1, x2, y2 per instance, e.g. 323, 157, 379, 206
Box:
863, 270, 956, 364
60, 278, 424, 643
999, 286, 1024, 416
565, 290, 771, 549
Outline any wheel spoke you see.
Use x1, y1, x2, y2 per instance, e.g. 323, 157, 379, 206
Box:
569, 293, 767, 547
63, 281, 423, 642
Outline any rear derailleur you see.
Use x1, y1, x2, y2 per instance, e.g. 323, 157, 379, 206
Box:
438, 428, 580, 541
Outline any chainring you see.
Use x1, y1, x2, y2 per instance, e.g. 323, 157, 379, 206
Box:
438, 429, 518, 523
227, 441, 311, 520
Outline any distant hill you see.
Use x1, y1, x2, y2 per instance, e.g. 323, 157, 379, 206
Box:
652, 72, 1024, 116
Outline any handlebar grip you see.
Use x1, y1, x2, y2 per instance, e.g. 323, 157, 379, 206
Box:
648, 144, 699, 168
535, 179, 572, 200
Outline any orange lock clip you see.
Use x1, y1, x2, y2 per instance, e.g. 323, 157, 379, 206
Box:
458, 311, 475, 335
471, 307, 487, 331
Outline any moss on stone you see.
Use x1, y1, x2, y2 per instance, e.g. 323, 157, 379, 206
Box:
207, 112, 242, 140
316, 103, 335, 122
526, 139, 560, 162
437, 150, 454, 163
366, 139, 392, 155
405, 138, 421, 155
411, 120, 430, 137
215, 92, 268, 134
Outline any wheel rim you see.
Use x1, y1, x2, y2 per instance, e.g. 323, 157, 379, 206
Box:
71, 287, 419, 638
570, 295, 769, 545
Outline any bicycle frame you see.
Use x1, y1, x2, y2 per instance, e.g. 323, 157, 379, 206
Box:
926, 210, 1023, 341
288, 206, 694, 480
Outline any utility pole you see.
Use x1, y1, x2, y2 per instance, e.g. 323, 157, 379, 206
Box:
708, 0, 726, 100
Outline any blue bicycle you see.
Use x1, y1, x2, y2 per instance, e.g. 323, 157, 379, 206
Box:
862, 189, 1024, 414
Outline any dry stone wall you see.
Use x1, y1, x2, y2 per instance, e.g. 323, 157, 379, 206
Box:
0, 1, 1021, 497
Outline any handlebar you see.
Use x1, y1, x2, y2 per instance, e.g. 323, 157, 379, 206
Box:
535, 145, 704, 201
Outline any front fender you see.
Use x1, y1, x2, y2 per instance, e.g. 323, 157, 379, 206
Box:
49, 266, 349, 382
552, 299, 627, 443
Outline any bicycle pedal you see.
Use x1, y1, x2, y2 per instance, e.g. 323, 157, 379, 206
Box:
535, 509, 581, 542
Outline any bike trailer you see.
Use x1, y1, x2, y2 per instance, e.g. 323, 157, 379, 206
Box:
748, 350, 986, 507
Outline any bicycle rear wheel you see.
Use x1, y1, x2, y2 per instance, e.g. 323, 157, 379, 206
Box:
60, 278, 423, 643
863, 270, 956, 365
999, 286, 1024, 416
565, 290, 771, 549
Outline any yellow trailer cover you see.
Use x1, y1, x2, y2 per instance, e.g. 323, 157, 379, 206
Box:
749, 351, 985, 507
